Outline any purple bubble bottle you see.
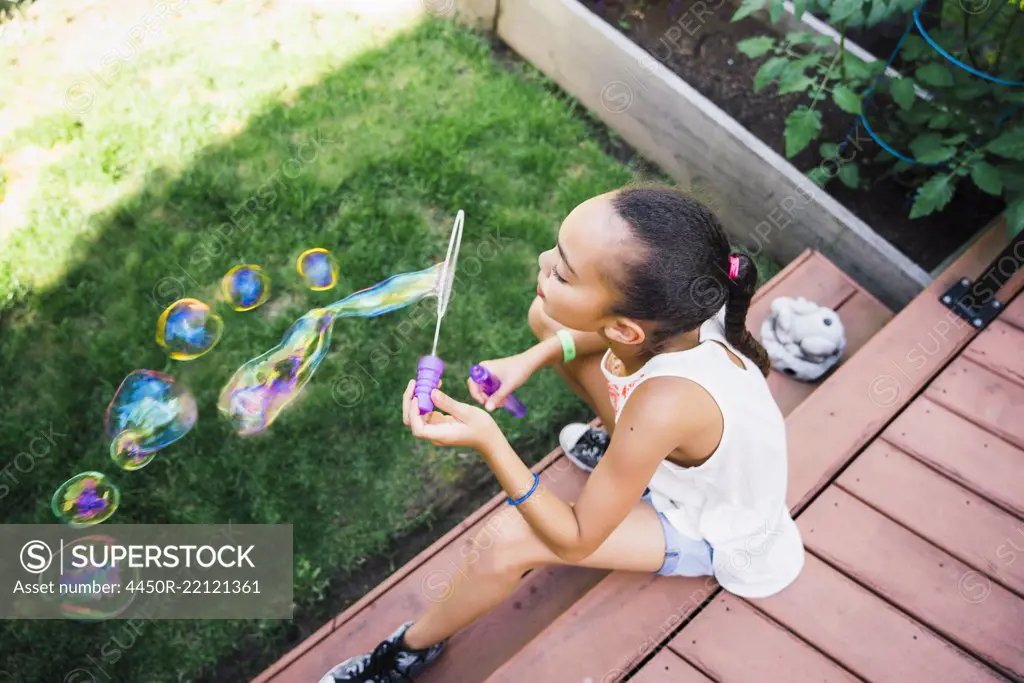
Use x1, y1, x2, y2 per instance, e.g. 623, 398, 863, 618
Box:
415, 355, 445, 415
470, 364, 527, 418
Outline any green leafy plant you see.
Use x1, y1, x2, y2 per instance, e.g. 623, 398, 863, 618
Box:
734, 0, 1024, 235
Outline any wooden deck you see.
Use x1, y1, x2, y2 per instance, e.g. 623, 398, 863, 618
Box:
256, 225, 1024, 683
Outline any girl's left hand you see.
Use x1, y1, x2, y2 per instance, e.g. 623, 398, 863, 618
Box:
402, 380, 503, 451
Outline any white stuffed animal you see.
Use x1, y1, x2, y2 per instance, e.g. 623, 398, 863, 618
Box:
760, 296, 846, 382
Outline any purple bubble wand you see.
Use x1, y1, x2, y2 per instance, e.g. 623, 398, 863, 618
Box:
415, 210, 464, 414
469, 364, 527, 418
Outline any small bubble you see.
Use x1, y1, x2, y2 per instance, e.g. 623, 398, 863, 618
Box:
52, 472, 120, 526
222, 264, 270, 311
156, 298, 223, 360
297, 248, 338, 291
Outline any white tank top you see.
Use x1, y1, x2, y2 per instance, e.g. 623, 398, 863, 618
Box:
601, 309, 804, 598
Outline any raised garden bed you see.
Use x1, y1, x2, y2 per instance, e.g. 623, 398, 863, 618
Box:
450, 0, 1010, 308
586, 0, 1004, 269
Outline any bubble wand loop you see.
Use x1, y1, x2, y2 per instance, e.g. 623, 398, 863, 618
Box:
415, 210, 464, 414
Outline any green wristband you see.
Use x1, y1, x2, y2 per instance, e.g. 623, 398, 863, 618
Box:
556, 329, 576, 363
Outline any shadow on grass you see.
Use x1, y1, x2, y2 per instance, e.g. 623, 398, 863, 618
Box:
0, 17, 621, 683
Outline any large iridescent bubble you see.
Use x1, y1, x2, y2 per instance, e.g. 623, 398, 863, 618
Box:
218, 263, 444, 435
105, 369, 197, 470
51, 472, 120, 527
297, 248, 338, 291
222, 264, 270, 311
156, 298, 224, 360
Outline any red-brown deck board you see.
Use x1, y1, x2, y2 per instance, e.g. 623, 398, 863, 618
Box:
257, 225, 1024, 683
670, 595, 860, 682
838, 442, 1024, 597
882, 398, 1024, 519
629, 649, 712, 683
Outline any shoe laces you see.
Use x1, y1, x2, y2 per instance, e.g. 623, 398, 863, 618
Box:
577, 429, 608, 452
361, 639, 412, 682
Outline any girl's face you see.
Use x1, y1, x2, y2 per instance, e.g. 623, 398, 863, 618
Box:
536, 192, 638, 336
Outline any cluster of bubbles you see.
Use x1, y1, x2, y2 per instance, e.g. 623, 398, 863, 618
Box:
47, 221, 464, 619
52, 244, 454, 526
53, 248, 344, 529
218, 263, 443, 435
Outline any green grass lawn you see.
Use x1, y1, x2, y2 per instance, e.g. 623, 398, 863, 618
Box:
0, 1, 777, 680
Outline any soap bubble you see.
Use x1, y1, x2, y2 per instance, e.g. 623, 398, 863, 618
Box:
221, 264, 270, 311
51, 472, 120, 527
105, 369, 197, 470
49, 534, 139, 620
297, 248, 338, 291
219, 307, 333, 435
156, 298, 223, 360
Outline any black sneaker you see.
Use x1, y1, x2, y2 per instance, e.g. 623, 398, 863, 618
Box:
559, 423, 610, 472
318, 621, 446, 682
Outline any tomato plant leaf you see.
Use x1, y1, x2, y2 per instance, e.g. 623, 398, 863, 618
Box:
785, 107, 823, 158
889, 77, 917, 110
970, 162, 1004, 196
829, 0, 865, 23
866, 0, 889, 25
737, 36, 776, 58
838, 161, 860, 189
777, 74, 817, 95
753, 56, 789, 91
832, 84, 863, 114
785, 31, 814, 45
987, 129, 1024, 160
909, 132, 957, 164
910, 174, 954, 218
916, 63, 954, 87
733, 0, 769, 21
807, 168, 830, 186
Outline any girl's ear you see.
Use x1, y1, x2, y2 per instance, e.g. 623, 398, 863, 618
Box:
604, 318, 646, 346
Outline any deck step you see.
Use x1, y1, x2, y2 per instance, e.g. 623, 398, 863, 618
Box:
254, 249, 893, 683
883, 396, 1024, 519
803, 486, 1024, 678
838, 441, 1024, 597
671, 595, 861, 682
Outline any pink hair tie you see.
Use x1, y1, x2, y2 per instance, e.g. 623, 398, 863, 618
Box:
728, 255, 740, 280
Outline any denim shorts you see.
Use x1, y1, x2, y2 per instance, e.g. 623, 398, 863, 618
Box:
642, 492, 715, 577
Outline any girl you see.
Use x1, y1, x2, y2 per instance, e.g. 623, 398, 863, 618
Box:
320, 184, 805, 682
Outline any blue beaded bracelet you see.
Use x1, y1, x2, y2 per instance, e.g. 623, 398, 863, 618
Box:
507, 472, 540, 506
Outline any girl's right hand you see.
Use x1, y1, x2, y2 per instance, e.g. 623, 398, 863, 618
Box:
467, 352, 537, 412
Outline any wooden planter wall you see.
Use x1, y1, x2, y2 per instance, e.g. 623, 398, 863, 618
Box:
448, 0, 935, 310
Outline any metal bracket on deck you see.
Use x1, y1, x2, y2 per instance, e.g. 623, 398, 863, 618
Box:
940, 278, 1003, 329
